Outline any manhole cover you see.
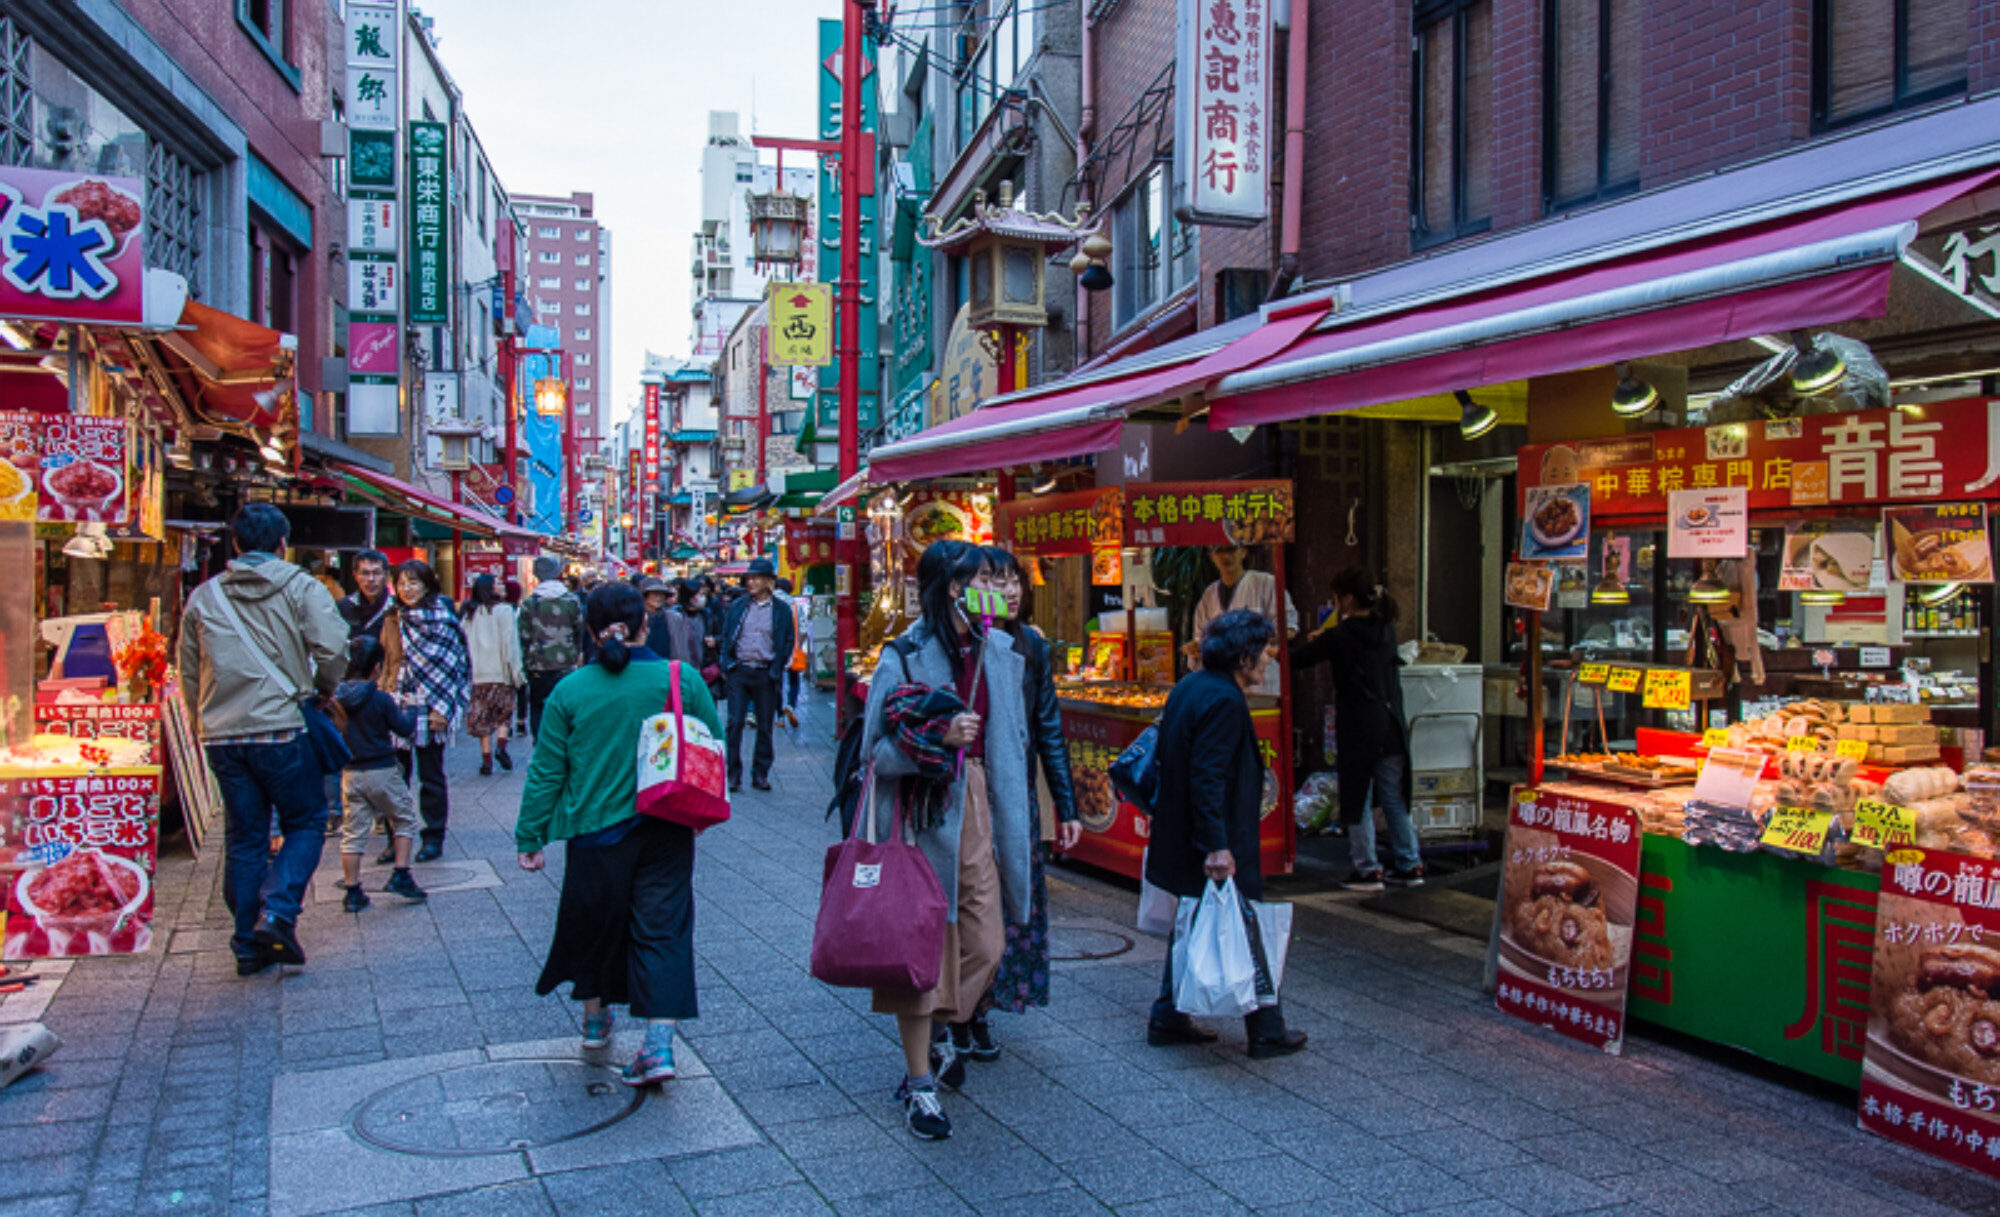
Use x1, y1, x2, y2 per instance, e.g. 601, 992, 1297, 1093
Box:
1050, 925, 1134, 961
352, 1059, 643, 1156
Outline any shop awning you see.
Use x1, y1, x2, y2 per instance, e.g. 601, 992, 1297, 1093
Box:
864, 301, 1327, 483
333, 461, 548, 544
1209, 97, 2000, 427
813, 469, 869, 517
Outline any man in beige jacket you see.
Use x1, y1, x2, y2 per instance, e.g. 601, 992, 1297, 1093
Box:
178, 503, 349, 975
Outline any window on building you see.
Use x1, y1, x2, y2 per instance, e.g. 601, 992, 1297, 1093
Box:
237, 0, 297, 83
540, 225, 560, 239
1815, 0, 1966, 128
575, 227, 591, 240
956, 1, 1021, 147
1543, 0, 1640, 211
247, 221, 297, 333
576, 377, 592, 390
577, 353, 591, 366
476, 160, 488, 238
575, 328, 592, 340
575, 302, 591, 316
1412, 0, 1493, 245
1111, 163, 1196, 331
538, 300, 558, 315
538, 276, 560, 289
574, 278, 590, 290
539, 250, 560, 264
575, 253, 591, 266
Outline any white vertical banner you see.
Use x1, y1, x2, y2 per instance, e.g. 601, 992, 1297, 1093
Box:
1172, 0, 1273, 227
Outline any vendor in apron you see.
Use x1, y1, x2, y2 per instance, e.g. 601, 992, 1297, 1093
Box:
1186, 544, 1298, 697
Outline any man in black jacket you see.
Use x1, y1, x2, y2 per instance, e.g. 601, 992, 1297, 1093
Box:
336, 549, 394, 642
1143, 609, 1307, 1059
720, 558, 795, 792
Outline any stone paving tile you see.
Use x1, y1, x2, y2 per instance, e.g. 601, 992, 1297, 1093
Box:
538, 1160, 693, 1217
412, 1181, 556, 1217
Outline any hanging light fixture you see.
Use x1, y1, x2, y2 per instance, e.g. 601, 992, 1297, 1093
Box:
1610, 362, 1660, 417
1590, 570, 1630, 605
1798, 587, 1846, 606
1455, 390, 1498, 440
1917, 581, 1964, 607
534, 376, 567, 418
1789, 330, 1846, 396
1688, 561, 1732, 605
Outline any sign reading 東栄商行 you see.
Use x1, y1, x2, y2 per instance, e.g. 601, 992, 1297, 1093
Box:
406, 121, 450, 325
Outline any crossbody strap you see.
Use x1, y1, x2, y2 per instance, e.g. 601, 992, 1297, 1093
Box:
203, 581, 303, 702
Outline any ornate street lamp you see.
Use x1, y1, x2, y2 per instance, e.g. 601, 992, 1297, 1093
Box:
534, 376, 567, 418
431, 418, 483, 472
747, 190, 810, 266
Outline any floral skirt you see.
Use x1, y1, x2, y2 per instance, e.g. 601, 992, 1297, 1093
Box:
987, 844, 1051, 1013
466, 682, 516, 736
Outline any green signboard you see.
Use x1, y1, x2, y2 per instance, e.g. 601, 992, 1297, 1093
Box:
817, 18, 879, 434
407, 120, 449, 325
1628, 834, 1878, 1088
349, 129, 396, 193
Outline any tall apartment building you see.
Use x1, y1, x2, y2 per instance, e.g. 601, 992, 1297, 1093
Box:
690, 111, 815, 361
516, 191, 611, 445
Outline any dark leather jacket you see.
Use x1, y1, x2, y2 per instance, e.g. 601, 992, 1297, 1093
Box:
1013, 625, 1078, 826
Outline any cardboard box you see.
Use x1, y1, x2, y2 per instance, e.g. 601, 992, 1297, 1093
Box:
1872, 744, 1943, 764
1837, 725, 1873, 741
1847, 704, 1874, 724
1874, 704, 1932, 725
1878, 724, 1939, 746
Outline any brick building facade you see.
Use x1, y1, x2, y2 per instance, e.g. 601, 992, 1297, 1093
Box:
516, 191, 609, 445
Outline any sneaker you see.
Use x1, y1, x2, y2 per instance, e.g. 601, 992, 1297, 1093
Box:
784, 707, 799, 728
620, 1044, 676, 1086
901, 1083, 952, 1141
496, 742, 513, 771
341, 884, 371, 914
581, 1010, 615, 1051
967, 1018, 1000, 1063
1385, 865, 1426, 888
414, 842, 444, 863
479, 759, 493, 777
384, 869, 428, 902
930, 1036, 969, 1091
1338, 870, 1386, 892
251, 914, 305, 965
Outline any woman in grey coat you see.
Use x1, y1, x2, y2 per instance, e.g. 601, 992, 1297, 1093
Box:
857, 539, 1034, 1143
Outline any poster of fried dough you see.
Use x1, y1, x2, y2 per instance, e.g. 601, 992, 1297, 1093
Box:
1885, 504, 1993, 585
1859, 847, 2000, 1178
1495, 787, 1643, 1054
1778, 519, 1881, 591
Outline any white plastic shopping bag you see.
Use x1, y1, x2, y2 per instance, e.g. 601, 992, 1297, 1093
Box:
1136, 847, 1176, 937
1243, 899, 1293, 1008
1172, 879, 1259, 1017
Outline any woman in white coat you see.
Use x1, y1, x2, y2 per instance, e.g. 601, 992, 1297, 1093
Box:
463, 574, 526, 774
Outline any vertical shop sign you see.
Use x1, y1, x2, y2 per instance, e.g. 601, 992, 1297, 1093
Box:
768, 283, 832, 366
1496, 788, 1644, 1054
1860, 847, 2000, 1179
345, 1, 402, 436
347, 198, 397, 255
643, 381, 662, 496
406, 121, 449, 325
343, 3, 399, 130
815, 18, 880, 433
1173, 0, 1272, 226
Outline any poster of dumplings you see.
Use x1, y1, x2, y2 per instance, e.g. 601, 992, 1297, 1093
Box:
1495, 787, 1642, 1054
1860, 847, 2000, 1178
1778, 519, 1881, 592
1884, 504, 1993, 585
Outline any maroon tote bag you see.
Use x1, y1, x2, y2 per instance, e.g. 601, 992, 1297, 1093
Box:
810, 764, 947, 992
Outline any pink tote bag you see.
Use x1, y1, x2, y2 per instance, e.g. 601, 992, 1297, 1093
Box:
634, 662, 732, 831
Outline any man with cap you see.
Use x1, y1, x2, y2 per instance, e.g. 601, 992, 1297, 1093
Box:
639, 575, 677, 663
720, 557, 794, 791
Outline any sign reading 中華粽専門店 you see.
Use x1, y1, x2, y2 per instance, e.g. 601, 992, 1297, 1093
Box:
1172, 0, 1272, 227
768, 283, 832, 367
406, 121, 449, 325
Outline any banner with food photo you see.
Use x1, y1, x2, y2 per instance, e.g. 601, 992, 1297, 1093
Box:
1666, 487, 1747, 559
1859, 847, 2000, 1179
1496, 787, 1643, 1054
0, 167, 146, 326
1779, 519, 1882, 592
33, 703, 163, 765
1520, 483, 1590, 562
1886, 504, 1992, 585
0, 410, 35, 522
35, 414, 128, 525
3, 767, 159, 959
1504, 561, 1554, 611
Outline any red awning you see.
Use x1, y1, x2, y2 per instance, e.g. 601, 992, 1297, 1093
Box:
334, 461, 549, 543
864, 301, 1329, 483
1210, 164, 2000, 428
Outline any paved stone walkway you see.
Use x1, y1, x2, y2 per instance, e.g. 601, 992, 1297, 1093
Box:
4, 691, 1999, 1216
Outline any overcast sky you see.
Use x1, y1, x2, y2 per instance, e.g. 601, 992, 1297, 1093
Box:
415, 0, 838, 432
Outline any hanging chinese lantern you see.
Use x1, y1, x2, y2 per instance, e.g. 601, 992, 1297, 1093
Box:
534, 376, 567, 418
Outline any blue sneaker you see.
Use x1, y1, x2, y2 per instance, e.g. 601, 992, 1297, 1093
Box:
581, 1010, 614, 1052
621, 1043, 676, 1086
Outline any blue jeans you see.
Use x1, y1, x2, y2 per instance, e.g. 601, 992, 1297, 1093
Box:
1347, 752, 1422, 875
207, 735, 328, 963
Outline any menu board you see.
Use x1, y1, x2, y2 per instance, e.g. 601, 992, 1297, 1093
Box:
1779, 520, 1881, 592
1520, 483, 1590, 561
2, 766, 159, 958
1860, 847, 2000, 1179
1503, 562, 1554, 611
1666, 487, 1747, 559
0, 410, 130, 525
1885, 503, 1992, 585
1496, 787, 1643, 1054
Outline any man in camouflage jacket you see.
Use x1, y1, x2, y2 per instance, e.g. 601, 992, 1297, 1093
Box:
517, 555, 587, 739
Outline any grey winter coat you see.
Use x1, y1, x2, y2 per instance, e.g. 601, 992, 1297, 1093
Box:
859, 618, 1033, 924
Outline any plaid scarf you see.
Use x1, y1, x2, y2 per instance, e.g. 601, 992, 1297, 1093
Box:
884, 682, 966, 832
395, 598, 471, 747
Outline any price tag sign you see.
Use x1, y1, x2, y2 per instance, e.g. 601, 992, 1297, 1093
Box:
1702, 728, 1732, 749
1860, 646, 1892, 669
1852, 799, 1915, 851
1786, 735, 1827, 753
1642, 669, 1692, 711
1694, 746, 1769, 809
1607, 667, 1643, 694
1578, 663, 1610, 685
1760, 805, 1835, 855
1836, 738, 1870, 760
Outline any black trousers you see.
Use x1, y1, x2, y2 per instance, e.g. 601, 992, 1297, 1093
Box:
396, 742, 449, 846
1150, 923, 1288, 1041
725, 664, 779, 785
536, 817, 697, 1020
526, 669, 568, 739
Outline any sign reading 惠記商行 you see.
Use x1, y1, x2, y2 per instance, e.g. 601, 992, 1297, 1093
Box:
1173, 0, 1272, 227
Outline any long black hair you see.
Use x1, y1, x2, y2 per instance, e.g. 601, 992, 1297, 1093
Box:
1331, 567, 1400, 625
916, 539, 990, 636
395, 559, 443, 606
981, 545, 1030, 625
465, 574, 500, 618
587, 582, 647, 674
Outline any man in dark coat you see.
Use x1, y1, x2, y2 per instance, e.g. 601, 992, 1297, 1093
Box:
1144, 609, 1307, 1059
336, 549, 394, 642
719, 558, 796, 792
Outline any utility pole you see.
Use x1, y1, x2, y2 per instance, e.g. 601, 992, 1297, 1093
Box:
835, 0, 865, 710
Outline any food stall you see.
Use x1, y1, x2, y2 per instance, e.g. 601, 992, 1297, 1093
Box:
1497, 397, 2000, 1165
996, 480, 1298, 882
847, 482, 995, 684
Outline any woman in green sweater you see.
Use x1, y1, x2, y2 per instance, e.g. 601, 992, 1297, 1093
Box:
517, 582, 723, 1086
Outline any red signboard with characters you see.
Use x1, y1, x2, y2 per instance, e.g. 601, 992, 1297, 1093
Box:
995, 487, 1122, 557
34, 702, 163, 765
1520, 398, 2000, 521
643, 382, 662, 496
785, 519, 837, 567
1860, 847, 2000, 1178
462, 550, 505, 586
0, 167, 146, 326
2, 767, 160, 959
1123, 480, 1295, 548
1496, 787, 1644, 1054
0, 410, 130, 524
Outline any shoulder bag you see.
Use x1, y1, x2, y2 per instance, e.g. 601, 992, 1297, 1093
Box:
810, 762, 946, 992
635, 662, 731, 831
201, 581, 351, 775
1108, 723, 1161, 814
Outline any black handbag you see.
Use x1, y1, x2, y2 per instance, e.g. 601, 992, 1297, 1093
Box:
1109, 724, 1162, 815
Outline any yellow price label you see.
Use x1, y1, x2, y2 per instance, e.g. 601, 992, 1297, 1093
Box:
1852, 799, 1915, 851
1578, 664, 1610, 685
1702, 728, 1732, 749
1835, 739, 1870, 761
1786, 736, 1827, 753
1760, 806, 1835, 855
1643, 669, 1692, 711
1607, 667, 1643, 694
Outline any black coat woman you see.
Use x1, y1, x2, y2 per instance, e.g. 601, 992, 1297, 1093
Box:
1143, 608, 1307, 1059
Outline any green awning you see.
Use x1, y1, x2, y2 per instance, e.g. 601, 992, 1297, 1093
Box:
780, 467, 839, 493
